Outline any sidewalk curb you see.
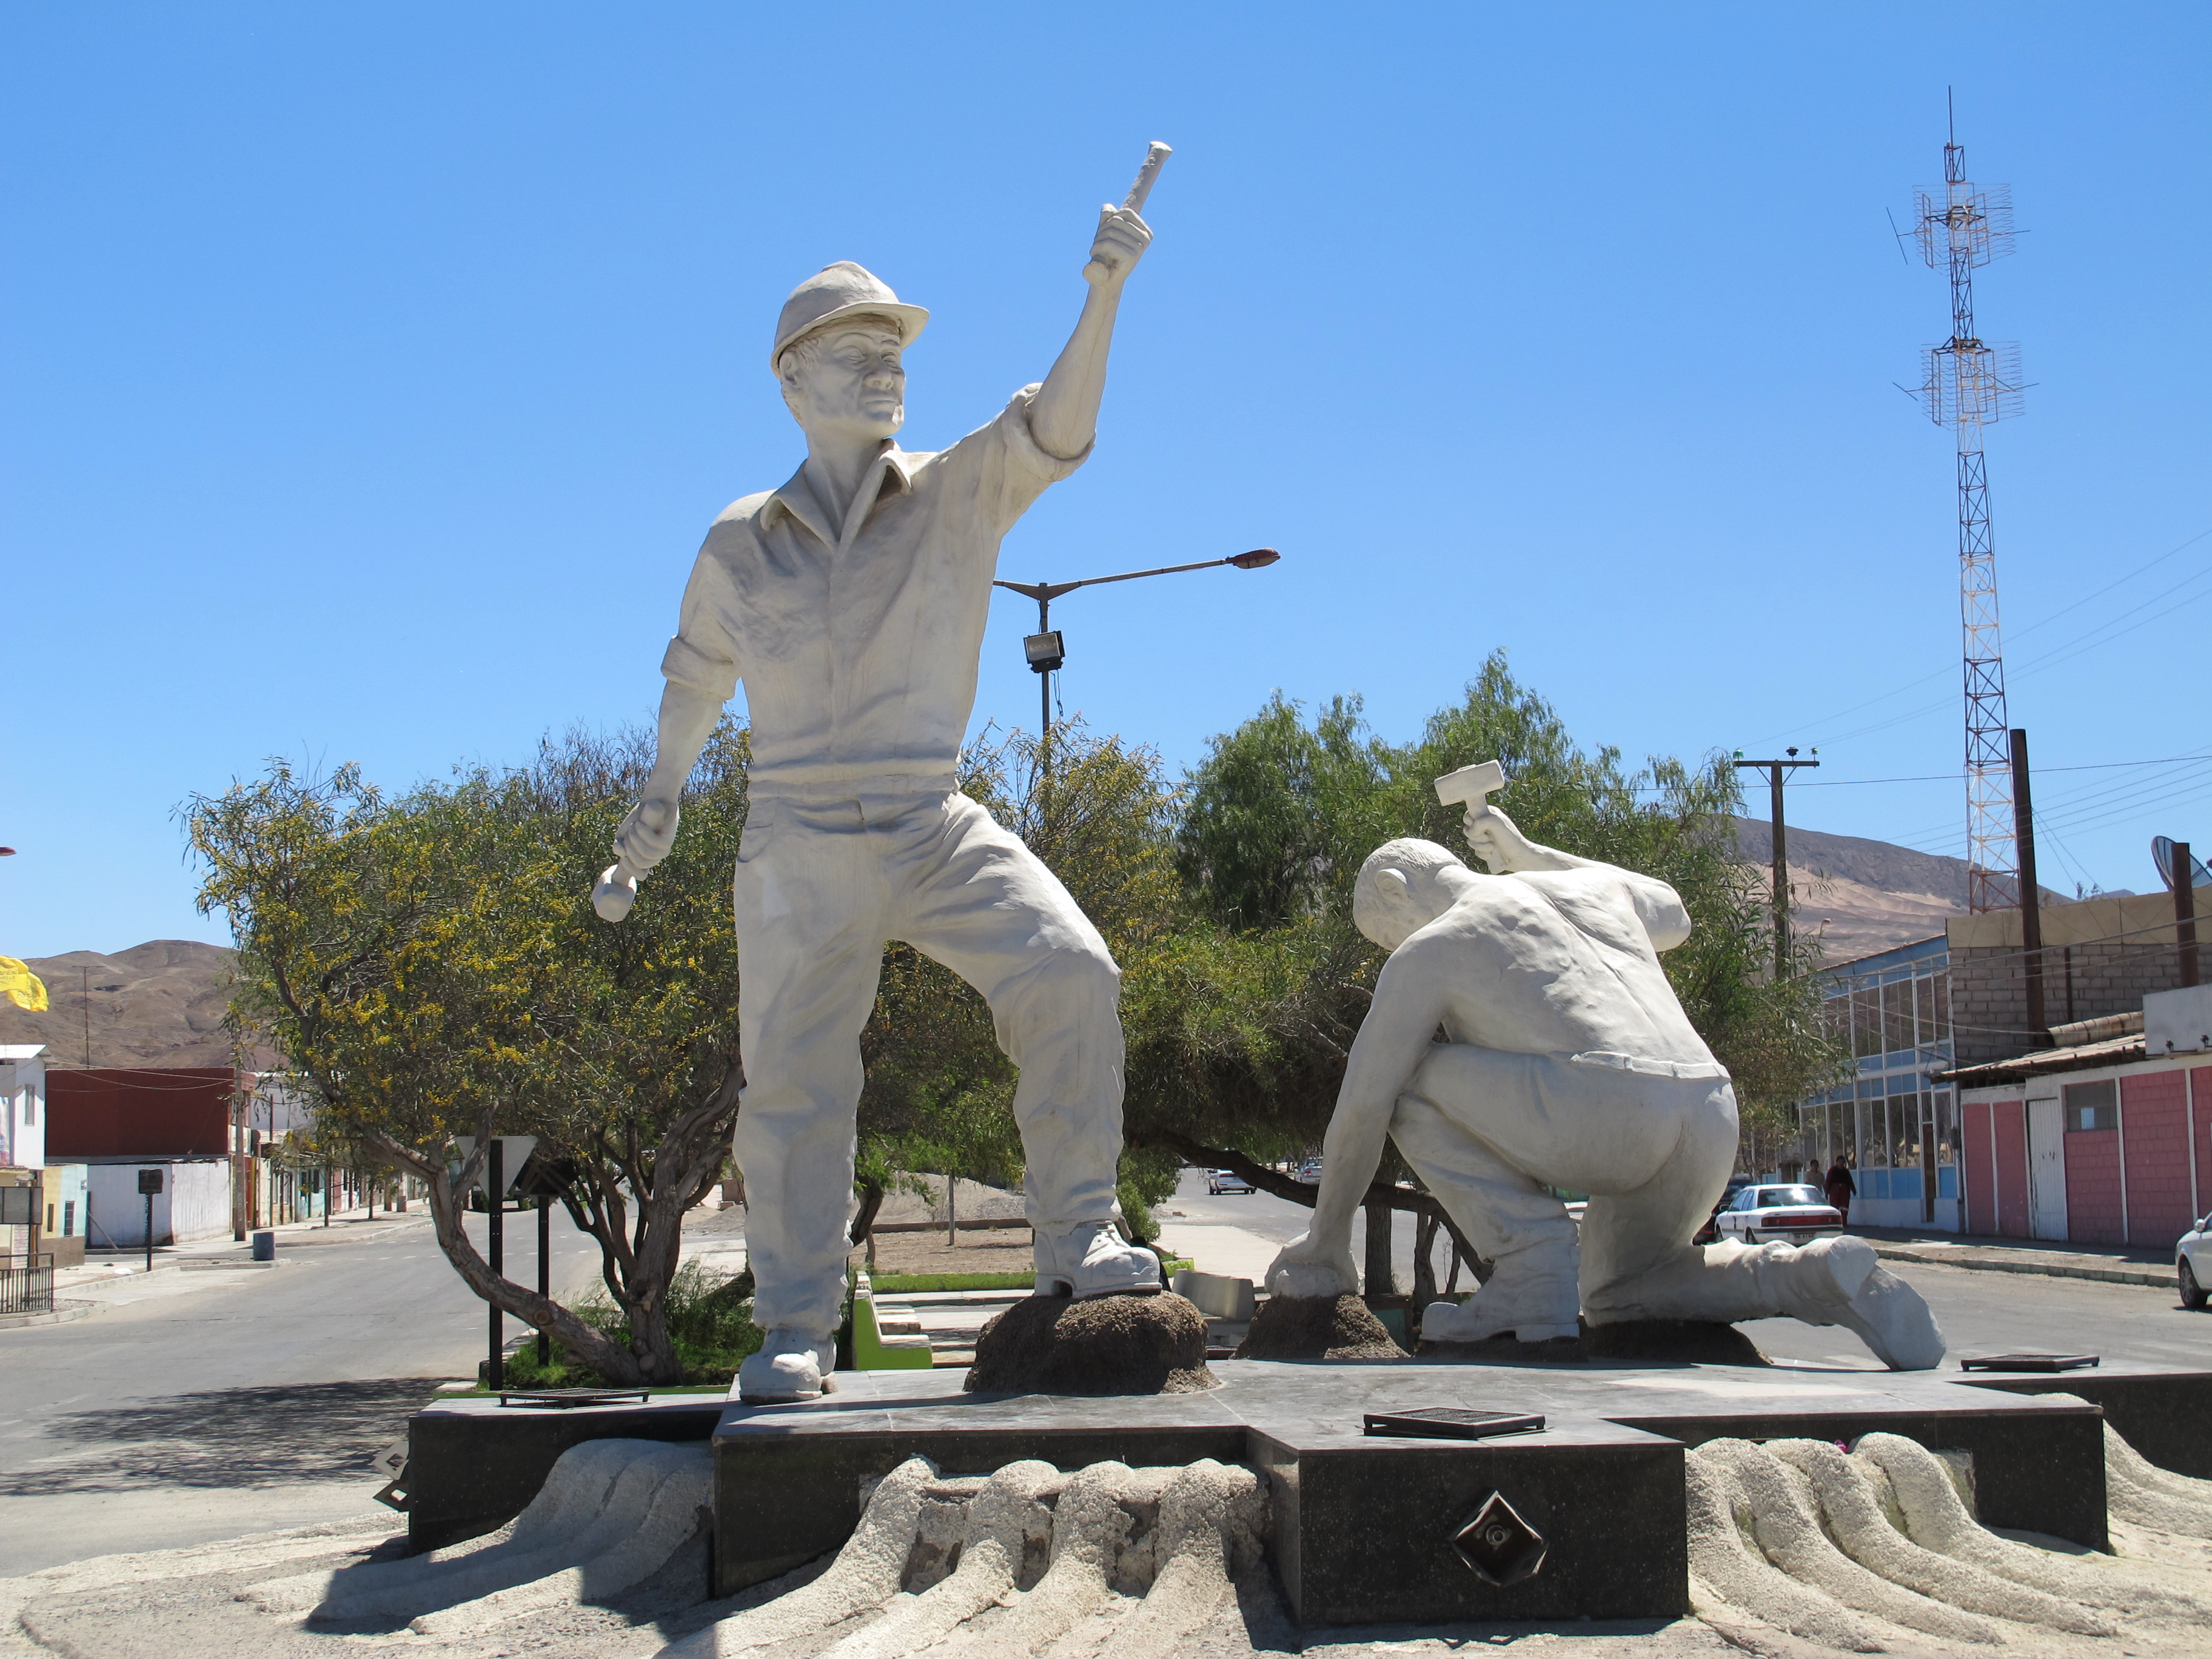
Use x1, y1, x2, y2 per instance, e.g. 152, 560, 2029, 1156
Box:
0, 1300, 96, 1332
1872, 1243, 2175, 1291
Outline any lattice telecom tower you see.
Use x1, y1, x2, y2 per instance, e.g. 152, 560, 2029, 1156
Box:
1908, 101, 2025, 913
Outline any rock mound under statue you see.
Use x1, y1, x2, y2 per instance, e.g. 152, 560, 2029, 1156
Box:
964, 1290, 1217, 1395
1233, 1293, 1407, 1360
1582, 1318, 1771, 1366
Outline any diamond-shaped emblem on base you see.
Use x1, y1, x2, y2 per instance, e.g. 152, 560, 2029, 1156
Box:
1452, 1490, 1547, 1585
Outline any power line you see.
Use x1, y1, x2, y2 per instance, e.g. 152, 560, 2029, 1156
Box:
1786, 750, 2212, 788
1741, 523, 2212, 751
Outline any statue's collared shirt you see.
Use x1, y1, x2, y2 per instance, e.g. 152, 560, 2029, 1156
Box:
660, 385, 1087, 791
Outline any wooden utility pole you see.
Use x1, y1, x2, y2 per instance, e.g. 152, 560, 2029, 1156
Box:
488, 1137, 504, 1391
2009, 730, 2048, 1043
1734, 752, 1821, 977
2177, 840, 2200, 990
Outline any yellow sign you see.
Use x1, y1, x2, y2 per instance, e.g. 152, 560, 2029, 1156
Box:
1, 956, 49, 1013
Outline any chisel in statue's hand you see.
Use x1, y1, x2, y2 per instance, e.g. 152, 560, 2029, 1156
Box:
1083, 141, 1170, 283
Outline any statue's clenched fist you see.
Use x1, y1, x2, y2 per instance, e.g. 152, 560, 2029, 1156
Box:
615, 797, 680, 874
1082, 205, 1151, 288
1464, 802, 1540, 875
595, 798, 680, 923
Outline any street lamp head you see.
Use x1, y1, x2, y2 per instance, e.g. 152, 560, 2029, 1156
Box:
1227, 548, 1279, 570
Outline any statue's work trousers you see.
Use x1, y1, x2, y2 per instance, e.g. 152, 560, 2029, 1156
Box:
731, 783, 1125, 1335
1388, 1045, 1800, 1327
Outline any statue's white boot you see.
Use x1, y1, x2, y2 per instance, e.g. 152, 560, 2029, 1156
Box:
1773, 1235, 1945, 1370
1421, 1261, 1580, 1344
1033, 1219, 1163, 1299
737, 1328, 837, 1403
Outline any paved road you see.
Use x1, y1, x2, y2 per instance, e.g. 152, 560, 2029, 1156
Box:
0, 1208, 605, 1576
1161, 1167, 2212, 1370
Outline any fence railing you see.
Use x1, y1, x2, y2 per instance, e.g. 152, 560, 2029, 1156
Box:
0, 1254, 55, 1316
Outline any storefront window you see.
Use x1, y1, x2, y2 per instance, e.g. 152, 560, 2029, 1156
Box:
1851, 982, 1881, 1060
1890, 1090, 1922, 1166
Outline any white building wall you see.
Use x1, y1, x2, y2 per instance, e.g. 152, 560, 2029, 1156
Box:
1, 1046, 48, 1172
87, 1159, 232, 1247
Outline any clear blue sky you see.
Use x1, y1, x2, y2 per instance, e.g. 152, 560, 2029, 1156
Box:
5, 5, 2207, 957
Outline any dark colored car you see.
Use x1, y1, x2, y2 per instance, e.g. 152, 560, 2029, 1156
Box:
1692, 1175, 1757, 1245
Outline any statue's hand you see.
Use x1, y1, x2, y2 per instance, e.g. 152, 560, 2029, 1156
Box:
614, 797, 680, 876
1082, 204, 1151, 289
1465, 802, 1537, 874
1265, 1232, 1359, 1300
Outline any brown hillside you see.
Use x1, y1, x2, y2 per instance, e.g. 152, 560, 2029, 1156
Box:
1732, 817, 2068, 966
0, 940, 275, 1069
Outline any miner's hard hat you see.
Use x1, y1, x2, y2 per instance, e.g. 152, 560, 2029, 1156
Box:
770, 263, 928, 375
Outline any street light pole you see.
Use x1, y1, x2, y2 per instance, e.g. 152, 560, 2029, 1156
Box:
994, 549, 1279, 739
1733, 749, 1820, 979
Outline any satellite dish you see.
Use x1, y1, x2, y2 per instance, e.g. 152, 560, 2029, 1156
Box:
2151, 836, 2212, 893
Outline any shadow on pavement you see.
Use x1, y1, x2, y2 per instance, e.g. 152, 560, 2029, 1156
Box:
0, 1379, 440, 1496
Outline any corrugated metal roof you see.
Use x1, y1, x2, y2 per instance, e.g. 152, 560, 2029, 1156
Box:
1939, 1034, 2149, 1087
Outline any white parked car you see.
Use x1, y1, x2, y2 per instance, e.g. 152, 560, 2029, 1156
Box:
1713, 1183, 1843, 1245
2180, 1215, 2211, 1309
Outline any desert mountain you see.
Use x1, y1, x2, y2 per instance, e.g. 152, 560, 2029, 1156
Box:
1732, 817, 2066, 966
0, 940, 272, 1069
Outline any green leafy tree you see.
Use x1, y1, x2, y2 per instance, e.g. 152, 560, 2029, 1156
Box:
185, 724, 753, 1386
1156, 651, 1843, 1189
853, 721, 1190, 1234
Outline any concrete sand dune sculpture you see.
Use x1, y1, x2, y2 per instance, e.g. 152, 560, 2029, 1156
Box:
662, 1453, 1264, 1658
10, 1410, 2212, 1655
242, 1438, 712, 1631
1687, 1425, 2212, 1647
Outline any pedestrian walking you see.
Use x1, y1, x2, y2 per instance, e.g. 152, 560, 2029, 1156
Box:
1825, 1159, 1857, 1228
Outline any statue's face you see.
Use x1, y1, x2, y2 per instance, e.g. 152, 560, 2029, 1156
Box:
780, 320, 905, 441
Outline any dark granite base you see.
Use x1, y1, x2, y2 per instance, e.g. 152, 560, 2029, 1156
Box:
1418, 1333, 1586, 1364
1963, 1370, 2212, 1480
703, 1358, 2205, 1622
395, 1361, 2210, 1624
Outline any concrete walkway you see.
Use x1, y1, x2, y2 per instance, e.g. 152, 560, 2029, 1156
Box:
1852, 1224, 2180, 1291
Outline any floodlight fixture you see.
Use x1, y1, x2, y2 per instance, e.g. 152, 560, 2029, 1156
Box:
994, 547, 1283, 737
1024, 631, 1066, 673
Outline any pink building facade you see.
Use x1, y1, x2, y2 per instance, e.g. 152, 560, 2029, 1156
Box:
1953, 985, 2212, 1248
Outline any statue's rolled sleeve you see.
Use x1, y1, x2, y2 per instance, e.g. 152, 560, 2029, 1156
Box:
660, 632, 738, 702
659, 546, 742, 702
931, 384, 1092, 533
999, 382, 1093, 477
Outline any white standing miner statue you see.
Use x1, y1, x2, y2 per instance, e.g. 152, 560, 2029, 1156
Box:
597, 168, 1167, 1403
1267, 769, 1946, 1370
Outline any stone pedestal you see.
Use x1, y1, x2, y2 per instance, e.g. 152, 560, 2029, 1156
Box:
700, 1356, 2147, 1611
